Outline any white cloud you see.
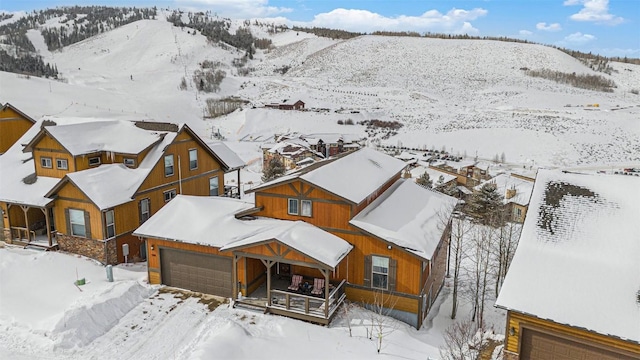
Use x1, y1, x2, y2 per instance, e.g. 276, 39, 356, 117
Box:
536, 22, 562, 31
294, 7, 488, 35
519, 30, 533, 36
175, 0, 292, 18
564, 0, 623, 25
564, 32, 597, 44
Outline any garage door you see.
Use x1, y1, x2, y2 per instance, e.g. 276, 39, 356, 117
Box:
160, 249, 232, 297
521, 328, 636, 360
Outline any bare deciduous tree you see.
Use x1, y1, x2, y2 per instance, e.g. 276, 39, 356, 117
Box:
440, 318, 487, 360
367, 290, 399, 354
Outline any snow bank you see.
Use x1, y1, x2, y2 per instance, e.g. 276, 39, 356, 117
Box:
51, 281, 154, 349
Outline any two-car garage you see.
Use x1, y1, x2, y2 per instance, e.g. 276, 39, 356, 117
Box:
159, 248, 233, 298
520, 328, 637, 360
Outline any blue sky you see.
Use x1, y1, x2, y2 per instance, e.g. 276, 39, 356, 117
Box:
2, 0, 639, 57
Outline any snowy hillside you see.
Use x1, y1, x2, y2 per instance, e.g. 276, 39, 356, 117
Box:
1, 13, 639, 169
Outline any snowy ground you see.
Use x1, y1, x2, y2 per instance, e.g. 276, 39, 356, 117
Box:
0, 216, 506, 359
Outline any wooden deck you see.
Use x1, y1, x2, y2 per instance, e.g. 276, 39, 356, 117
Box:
235, 279, 347, 325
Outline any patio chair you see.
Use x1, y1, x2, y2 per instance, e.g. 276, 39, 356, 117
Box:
288, 274, 303, 291
310, 278, 325, 296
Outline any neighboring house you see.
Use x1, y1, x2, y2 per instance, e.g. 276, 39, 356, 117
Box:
262, 141, 324, 170
0, 118, 244, 264
496, 170, 640, 360
430, 160, 492, 188
263, 133, 364, 170
410, 164, 458, 194
474, 173, 535, 223
134, 148, 457, 328
265, 99, 305, 110
0, 103, 36, 154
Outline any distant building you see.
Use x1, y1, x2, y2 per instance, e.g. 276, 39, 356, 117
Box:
265, 99, 305, 110
474, 173, 535, 223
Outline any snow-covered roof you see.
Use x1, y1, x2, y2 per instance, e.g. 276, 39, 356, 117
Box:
410, 166, 457, 188
46, 130, 177, 210
205, 140, 245, 171
350, 179, 457, 260
37, 120, 164, 156
475, 173, 534, 206
133, 195, 352, 269
1, 103, 36, 123
251, 147, 407, 204
0, 118, 90, 207
495, 169, 640, 343
220, 221, 352, 268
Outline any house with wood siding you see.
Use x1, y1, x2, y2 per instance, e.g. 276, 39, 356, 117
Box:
0, 118, 244, 264
474, 173, 535, 223
0, 103, 36, 154
134, 147, 457, 328
496, 170, 640, 360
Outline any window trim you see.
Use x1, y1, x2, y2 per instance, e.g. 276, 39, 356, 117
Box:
209, 176, 219, 196
163, 188, 177, 202
139, 198, 150, 223
124, 158, 136, 167
41, 156, 52, 169
287, 198, 299, 215
164, 154, 174, 177
189, 148, 198, 170
105, 209, 115, 239
88, 156, 101, 167
371, 255, 390, 290
56, 158, 68, 170
301, 199, 312, 217
69, 208, 86, 237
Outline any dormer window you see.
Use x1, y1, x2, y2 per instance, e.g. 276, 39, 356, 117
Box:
124, 158, 136, 167
89, 157, 101, 167
40, 157, 52, 168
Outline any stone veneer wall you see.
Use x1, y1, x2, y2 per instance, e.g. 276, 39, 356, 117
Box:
2, 228, 11, 244
57, 234, 118, 265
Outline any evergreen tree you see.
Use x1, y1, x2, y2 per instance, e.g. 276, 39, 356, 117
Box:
467, 182, 504, 225
416, 171, 433, 189
262, 157, 286, 182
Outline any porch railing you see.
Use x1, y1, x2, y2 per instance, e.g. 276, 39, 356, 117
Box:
270, 279, 347, 319
10, 227, 35, 242
223, 185, 240, 199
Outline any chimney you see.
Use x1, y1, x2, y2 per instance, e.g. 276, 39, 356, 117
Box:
506, 186, 516, 199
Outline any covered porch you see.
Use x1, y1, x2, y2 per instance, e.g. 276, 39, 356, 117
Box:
220, 221, 353, 325
4, 202, 57, 250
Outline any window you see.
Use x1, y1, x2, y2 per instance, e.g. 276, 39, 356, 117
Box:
372, 256, 389, 290
164, 189, 177, 202
287, 198, 298, 215
209, 176, 219, 196
515, 207, 522, 219
124, 158, 136, 167
56, 158, 68, 170
139, 198, 150, 223
164, 155, 174, 176
105, 210, 115, 239
189, 149, 198, 170
41, 157, 52, 168
89, 157, 101, 166
301, 200, 312, 217
69, 209, 86, 237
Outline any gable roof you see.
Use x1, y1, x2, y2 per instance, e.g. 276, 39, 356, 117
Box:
133, 195, 352, 269
0, 103, 37, 124
205, 140, 245, 171
495, 169, 640, 343
45, 129, 178, 210
24, 120, 164, 156
350, 179, 457, 260
474, 173, 534, 206
248, 147, 407, 204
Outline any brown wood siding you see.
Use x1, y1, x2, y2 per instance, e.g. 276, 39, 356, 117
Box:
0, 108, 33, 153
345, 286, 419, 314
33, 136, 74, 178
53, 192, 103, 239
506, 311, 640, 356
137, 130, 223, 194
244, 257, 265, 295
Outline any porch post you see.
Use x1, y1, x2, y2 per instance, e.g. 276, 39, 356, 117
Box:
261, 259, 275, 306
322, 268, 330, 318
41, 207, 51, 247
236, 169, 240, 199
6, 203, 12, 241
20, 205, 30, 242
232, 254, 238, 300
